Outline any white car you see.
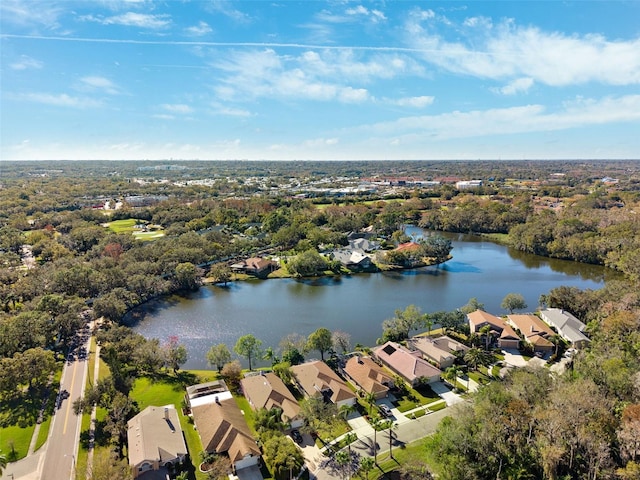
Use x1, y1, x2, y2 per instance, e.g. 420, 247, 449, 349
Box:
379, 404, 392, 417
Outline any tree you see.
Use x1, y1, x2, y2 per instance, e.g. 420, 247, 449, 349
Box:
501, 293, 528, 314
163, 336, 188, 373
173, 262, 202, 291
464, 347, 491, 371
0, 451, 6, 477
307, 327, 333, 361
272, 361, 294, 384
382, 304, 426, 342
209, 263, 232, 286
104, 392, 137, 454
234, 334, 262, 371
358, 457, 375, 480
460, 297, 485, 314
220, 360, 243, 392
332, 330, 351, 354
206, 343, 232, 372
443, 365, 463, 390
286, 249, 329, 277
370, 415, 384, 465
262, 346, 280, 366
89, 449, 131, 480
262, 432, 305, 479
479, 324, 492, 351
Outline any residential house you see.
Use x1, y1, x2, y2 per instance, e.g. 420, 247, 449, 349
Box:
395, 241, 421, 252
408, 337, 456, 369
539, 308, 590, 349
507, 314, 555, 353
191, 397, 261, 472
186, 380, 233, 409
127, 405, 188, 479
348, 238, 379, 253
373, 341, 442, 386
431, 336, 470, 356
291, 360, 356, 408
230, 257, 278, 277
467, 310, 520, 349
330, 249, 373, 270
240, 372, 303, 428
343, 356, 394, 400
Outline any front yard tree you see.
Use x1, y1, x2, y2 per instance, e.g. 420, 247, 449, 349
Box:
206, 343, 232, 372
307, 327, 333, 361
234, 334, 262, 370
501, 293, 528, 314
262, 433, 305, 479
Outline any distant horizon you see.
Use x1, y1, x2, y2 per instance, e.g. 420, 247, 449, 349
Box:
2, 1, 639, 161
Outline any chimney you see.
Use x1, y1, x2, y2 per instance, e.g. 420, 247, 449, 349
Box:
215, 396, 220, 405
164, 407, 169, 420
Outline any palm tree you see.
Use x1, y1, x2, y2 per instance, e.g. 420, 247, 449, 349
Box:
443, 366, 462, 390
262, 346, 280, 366
369, 415, 383, 465
364, 392, 377, 416
358, 457, 375, 480
384, 420, 397, 459
550, 334, 563, 357
479, 324, 492, 351
464, 347, 486, 371
424, 315, 434, 337
0, 451, 7, 477
339, 403, 356, 421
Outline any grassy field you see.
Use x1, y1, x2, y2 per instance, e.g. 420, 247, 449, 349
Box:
372, 438, 431, 479
104, 218, 165, 240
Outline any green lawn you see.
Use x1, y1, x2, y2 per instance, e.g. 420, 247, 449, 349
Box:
393, 384, 441, 413
0, 424, 34, 461
372, 438, 431, 479
104, 218, 165, 240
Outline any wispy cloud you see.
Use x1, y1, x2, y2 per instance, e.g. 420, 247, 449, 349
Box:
10, 55, 43, 71
494, 77, 534, 96
206, 0, 251, 24
81, 12, 171, 29
160, 103, 193, 114
389, 96, 435, 108
354, 94, 640, 140
11, 92, 102, 108
185, 21, 212, 36
345, 5, 386, 23
0, 0, 63, 29
79, 76, 120, 95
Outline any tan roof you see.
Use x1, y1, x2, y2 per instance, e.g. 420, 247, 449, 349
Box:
408, 337, 456, 365
396, 242, 421, 252
127, 405, 187, 468
467, 310, 505, 332
191, 398, 260, 464
240, 373, 300, 422
373, 341, 441, 383
507, 314, 555, 340
291, 361, 356, 404
500, 323, 520, 340
343, 356, 392, 396
431, 335, 469, 353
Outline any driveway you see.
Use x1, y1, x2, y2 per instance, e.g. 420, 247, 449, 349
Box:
430, 381, 463, 406
502, 349, 529, 367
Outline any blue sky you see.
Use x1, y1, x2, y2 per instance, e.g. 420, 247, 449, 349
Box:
1, 0, 639, 161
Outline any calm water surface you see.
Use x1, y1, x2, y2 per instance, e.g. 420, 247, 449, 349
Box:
129, 229, 616, 369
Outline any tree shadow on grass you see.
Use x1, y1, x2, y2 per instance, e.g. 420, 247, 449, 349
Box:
0, 387, 46, 428
79, 419, 110, 450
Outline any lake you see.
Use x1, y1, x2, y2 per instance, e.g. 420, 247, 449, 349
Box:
128, 229, 616, 369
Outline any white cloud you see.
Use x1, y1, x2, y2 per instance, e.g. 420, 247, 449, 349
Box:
339, 87, 369, 103
79, 76, 120, 95
13, 92, 102, 108
390, 96, 435, 108
160, 104, 193, 114
404, 16, 640, 86
0, 0, 63, 29
495, 77, 534, 95
152, 114, 175, 120
82, 12, 171, 29
210, 105, 253, 117
303, 137, 339, 147
354, 94, 640, 140
185, 21, 212, 36
10, 56, 43, 71
207, 0, 251, 24
345, 5, 387, 23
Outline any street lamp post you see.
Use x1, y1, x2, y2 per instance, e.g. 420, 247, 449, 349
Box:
65, 454, 76, 480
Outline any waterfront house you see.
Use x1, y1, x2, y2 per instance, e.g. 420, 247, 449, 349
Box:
291, 360, 356, 408
407, 337, 456, 369
230, 257, 278, 277
507, 314, 555, 353
373, 341, 442, 386
240, 372, 303, 428
127, 405, 187, 479
191, 396, 261, 472
343, 356, 394, 399
539, 308, 590, 349
467, 310, 520, 349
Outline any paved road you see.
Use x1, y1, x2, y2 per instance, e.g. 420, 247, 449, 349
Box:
5, 333, 91, 480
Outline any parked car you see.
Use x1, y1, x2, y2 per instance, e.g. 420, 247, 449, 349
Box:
291, 429, 303, 444
379, 404, 392, 417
